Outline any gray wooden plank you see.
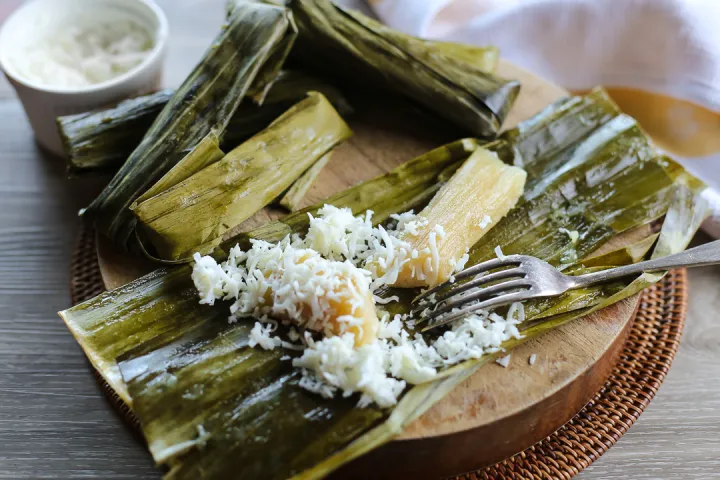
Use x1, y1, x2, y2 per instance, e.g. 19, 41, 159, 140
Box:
0, 2, 229, 477
0, 86, 158, 480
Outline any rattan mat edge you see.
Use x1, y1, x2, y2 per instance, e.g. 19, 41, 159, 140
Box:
69, 225, 689, 480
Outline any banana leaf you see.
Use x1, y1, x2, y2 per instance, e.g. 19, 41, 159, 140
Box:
58, 71, 352, 177
132, 93, 352, 261
278, 150, 332, 211
60, 137, 482, 405
59, 89, 708, 479
254, 69, 353, 113
82, 2, 298, 247
220, 70, 353, 151
126, 124, 704, 478
274, 0, 519, 138
581, 232, 660, 267
58, 90, 174, 176
135, 134, 227, 207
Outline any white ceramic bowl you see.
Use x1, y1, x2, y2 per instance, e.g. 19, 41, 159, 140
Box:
0, 0, 169, 156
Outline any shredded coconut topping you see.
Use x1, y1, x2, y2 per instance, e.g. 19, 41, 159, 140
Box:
559, 227, 580, 244
193, 237, 373, 340
294, 306, 523, 407
192, 205, 525, 408
496, 355, 512, 368
478, 215, 492, 229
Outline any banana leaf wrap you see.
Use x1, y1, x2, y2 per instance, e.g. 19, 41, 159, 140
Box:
58, 90, 174, 176
135, 134, 227, 208
61, 137, 482, 404
131, 93, 351, 261
278, 150, 333, 211
220, 69, 353, 149
83, 2, 298, 247
268, 0, 519, 138
58, 90, 708, 480
57, 71, 352, 177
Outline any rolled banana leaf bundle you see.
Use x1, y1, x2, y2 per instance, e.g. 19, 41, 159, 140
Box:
131, 92, 351, 261
58, 90, 174, 176
57, 71, 352, 177
59, 89, 708, 480
222, 69, 352, 149
261, 0, 520, 138
83, 1, 298, 247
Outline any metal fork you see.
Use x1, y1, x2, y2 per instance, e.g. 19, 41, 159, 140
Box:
414, 239, 720, 331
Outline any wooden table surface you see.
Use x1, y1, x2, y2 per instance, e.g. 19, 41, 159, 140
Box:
0, 1, 718, 479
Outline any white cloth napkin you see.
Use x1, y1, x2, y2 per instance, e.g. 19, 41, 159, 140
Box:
369, 0, 720, 237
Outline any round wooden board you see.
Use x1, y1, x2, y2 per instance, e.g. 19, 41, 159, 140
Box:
97, 61, 641, 479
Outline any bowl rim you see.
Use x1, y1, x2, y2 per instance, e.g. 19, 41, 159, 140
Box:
0, 0, 169, 95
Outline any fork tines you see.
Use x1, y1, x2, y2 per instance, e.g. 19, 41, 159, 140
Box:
411, 255, 532, 331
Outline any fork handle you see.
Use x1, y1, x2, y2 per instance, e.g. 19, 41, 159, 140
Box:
571, 239, 720, 288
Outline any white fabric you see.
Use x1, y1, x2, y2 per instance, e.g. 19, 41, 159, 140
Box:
369, 0, 720, 237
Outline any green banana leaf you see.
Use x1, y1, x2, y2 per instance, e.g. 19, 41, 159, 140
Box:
255, 69, 353, 112
82, 2, 298, 247
61, 137, 482, 404
59, 89, 707, 480
135, 133, 226, 206
276, 0, 519, 138
57, 71, 352, 177
581, 232, 660, 268
278, 150, 333, 211
132, 93, 352, 261
58, 90, 174, 176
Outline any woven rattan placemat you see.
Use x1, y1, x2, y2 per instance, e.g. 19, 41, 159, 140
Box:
69, 225, 688, 480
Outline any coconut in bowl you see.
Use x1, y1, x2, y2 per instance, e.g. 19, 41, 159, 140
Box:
0, 0, 168, 156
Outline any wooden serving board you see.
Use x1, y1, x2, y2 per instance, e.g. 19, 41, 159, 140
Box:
97, 61, 639, 479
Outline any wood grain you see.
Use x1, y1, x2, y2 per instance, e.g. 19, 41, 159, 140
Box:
0, 0, 718, 479
0, 100, 158, 480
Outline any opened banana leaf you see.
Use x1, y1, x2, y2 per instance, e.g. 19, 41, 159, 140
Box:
82, 2, 298, 247
581, 233, 660, 267
59, 89, 707, 480
60, 137, 482, 405
272, 0, 519, 138
58, 71, 352, 177
132, 92, 352, 261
